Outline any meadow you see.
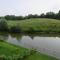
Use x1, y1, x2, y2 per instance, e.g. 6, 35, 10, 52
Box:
7, 18, 60, 33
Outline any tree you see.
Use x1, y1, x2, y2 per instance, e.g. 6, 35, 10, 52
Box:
16, 16, 24, 20
56, 10, 60, 19
5, 15, 24, 20
40, 13, 45, 18
27, 14, 33, 19
5, 15, 16, 20
0, 18, 8, 31
45, 12, 55, 19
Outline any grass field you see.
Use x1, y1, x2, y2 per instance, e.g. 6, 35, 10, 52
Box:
7, 18, 60, 33
0, 41, 29, 60
0, 41, 57, 60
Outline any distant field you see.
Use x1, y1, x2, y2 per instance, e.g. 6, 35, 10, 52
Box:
7, 18, 60, 33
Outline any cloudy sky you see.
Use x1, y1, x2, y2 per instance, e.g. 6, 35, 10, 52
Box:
0, 0, 60, 16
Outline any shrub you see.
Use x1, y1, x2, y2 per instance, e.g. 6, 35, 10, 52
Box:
0, 18, 8, 31
30, 49, 37, 55
10, 25, 21, 33
27, 27, 35, 33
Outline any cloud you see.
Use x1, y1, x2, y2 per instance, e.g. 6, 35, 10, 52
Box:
0, 0, 60, 16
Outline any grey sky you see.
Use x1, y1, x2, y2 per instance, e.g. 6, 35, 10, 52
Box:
0, 0, 60, 16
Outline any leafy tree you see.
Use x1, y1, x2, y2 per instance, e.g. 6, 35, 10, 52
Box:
40, 13, 45, 18
5, 15, 16, 20
0, 18, 8, 31
16, 16, 24, 20
56, 10, 60, 19
45, 12, 55, 19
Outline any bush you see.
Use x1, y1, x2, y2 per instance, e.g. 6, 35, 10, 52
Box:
0, 18, 8, 31
10, 25, 21, 33
27, 27, 35, 33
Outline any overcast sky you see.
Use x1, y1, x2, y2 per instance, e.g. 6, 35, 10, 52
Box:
0, 0, 60, 16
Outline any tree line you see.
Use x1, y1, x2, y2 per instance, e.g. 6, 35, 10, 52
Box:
1, 10, 60, 20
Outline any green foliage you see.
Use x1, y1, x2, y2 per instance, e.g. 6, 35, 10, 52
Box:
45, 12, 56, 19
7, 18, 60, 33
1, 18, 60, 33
5, 15, 24, 20
26, 27, 35, 33
0, 18, 8, 31
10, 25, 21, 33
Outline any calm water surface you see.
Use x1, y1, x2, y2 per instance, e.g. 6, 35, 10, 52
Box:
0, 33, 60, 59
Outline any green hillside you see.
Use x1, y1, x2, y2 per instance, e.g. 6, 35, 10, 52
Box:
7, 18, 60, 33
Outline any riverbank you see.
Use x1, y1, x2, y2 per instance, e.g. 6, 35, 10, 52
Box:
0, 41, 57, 60
7, 18, 60, 33
0, 18, 60, 33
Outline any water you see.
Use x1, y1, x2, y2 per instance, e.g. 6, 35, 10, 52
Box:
0, 33, 60, 59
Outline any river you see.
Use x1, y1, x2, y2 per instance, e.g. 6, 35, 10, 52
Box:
0, 33, 60, 59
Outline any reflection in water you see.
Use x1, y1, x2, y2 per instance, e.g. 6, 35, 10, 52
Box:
0, 33, 9, 41
0, 33, 60, 59
7, 35, 20, 45
10, 33, 22, 40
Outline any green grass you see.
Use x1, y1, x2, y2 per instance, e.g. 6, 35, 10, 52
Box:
0, 41, 29, 59
7, 18, 60, 33
0, 41, 58, 60
25, 52, 57, 60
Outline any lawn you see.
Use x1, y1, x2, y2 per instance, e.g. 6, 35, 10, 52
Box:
0, 41, 58, 60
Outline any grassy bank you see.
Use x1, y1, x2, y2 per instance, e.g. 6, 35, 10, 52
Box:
0, 41, 58, 60
0, 41, 29, 60
25, 52, 57, 60
7, 18, 60, 33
